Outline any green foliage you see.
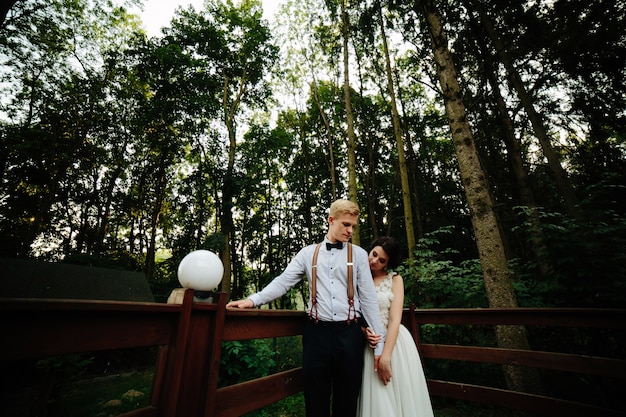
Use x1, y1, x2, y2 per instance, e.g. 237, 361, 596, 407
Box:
219, 339, 277, 387
244, 393, 305, 417
512, 202, 626, 307
400, 227, 488, 309
62, 250, 145, 272
219, 336, 303, 388
0, 0, 623, 324
218, 336, 303, 415
56, 371, 153, 416
399, 228, 500, 386
36, 354, 94, 381
1, 349, 156, 417
431, 399, 522, 417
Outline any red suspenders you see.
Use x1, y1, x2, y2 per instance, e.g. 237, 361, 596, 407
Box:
309, 242, 357, 324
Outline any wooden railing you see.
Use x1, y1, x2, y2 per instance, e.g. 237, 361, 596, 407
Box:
404, 307, 626, 417
2, 290, 625, 417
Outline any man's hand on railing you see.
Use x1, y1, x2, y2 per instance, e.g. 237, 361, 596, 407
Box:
226, 299, 254, 308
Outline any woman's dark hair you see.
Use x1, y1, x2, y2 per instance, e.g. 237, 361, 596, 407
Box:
368, 236, 404, 270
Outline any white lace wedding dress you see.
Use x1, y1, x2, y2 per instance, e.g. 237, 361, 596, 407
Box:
357, 272, 434, 417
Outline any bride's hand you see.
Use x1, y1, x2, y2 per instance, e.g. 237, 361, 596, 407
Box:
365, 327, 382, 349
377, 356, 392, 385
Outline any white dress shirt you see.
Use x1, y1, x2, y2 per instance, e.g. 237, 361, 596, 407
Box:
249, 239, 387, 355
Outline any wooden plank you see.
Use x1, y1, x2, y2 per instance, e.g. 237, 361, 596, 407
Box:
0, 298, 177, 312
427, 380, 626, 417
117, 405, 158, 417
204, 292, 228, 417
175, 307, 216, 417
420, 344, 626, 378
161, 289, 194, 417
149, 345, 169, 407
406, 304, 421, 351
2, 307, 177, 360
407, 308, 626, 328
223, 310, 307, 341
214, 368, 304, 417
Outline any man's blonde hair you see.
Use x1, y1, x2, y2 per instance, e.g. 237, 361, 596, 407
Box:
329, 199, 360, 217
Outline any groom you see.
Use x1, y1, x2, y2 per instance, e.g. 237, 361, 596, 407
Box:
227, 199, 387, 416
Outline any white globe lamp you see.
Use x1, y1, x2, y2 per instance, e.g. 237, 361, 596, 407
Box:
177, 250, 224, 300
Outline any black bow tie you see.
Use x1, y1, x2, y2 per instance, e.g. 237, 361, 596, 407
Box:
326, 241, 343, 250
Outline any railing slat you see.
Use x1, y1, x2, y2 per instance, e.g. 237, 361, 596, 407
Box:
161, 288, 194, 417
117, 406, 159, 417
222, 310, 308, 341
427, 380, 626, 417
420, 344, 626, 378
410, 308, 626, 328
0, 300, 178, 360
214, 368, 304, 417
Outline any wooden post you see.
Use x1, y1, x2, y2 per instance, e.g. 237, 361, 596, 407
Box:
151, 288, 228, 417
152, 288, 195, 417
203, 292, 228, 417
408, 304, 422, 354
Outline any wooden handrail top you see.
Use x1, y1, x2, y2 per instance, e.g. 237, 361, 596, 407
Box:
3, 298, 625, 329
0, 297, 182, 312
408, 307, 626, 328
225, 308, 308, 317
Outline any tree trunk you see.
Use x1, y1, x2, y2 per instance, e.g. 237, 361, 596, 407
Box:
378, 1, 416, 257
354, 35, 380, 241
341, 0, 360, 245
219, 74, 245, 299
419, 0, 542, 394
472, 0, 579, 218
464, 4, 553, 278
145, 162, 168, 281
393, 64, 424, 241
0, 0, 18, 28
311, 79, 338, 201
484, 57, 553, 278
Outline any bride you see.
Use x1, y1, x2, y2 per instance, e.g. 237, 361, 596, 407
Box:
357, 236, 434, 417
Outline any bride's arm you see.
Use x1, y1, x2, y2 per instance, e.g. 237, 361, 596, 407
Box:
377, 274, 404, 384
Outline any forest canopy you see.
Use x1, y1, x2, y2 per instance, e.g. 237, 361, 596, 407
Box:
1, 0, 625, 309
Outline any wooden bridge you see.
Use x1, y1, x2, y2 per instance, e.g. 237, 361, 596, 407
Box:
2, 289, 625, 416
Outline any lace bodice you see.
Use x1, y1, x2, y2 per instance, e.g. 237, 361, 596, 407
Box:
375, 272, 395, 328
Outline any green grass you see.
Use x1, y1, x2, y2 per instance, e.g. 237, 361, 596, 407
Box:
8, 370, 524, 417
241, 393, 521, 417
56, 371, 153, 417
432, 399, 528, 417
243, 393, 306, 417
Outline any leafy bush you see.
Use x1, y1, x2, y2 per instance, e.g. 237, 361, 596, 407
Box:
219, 340, 276, 387
220, 337, 304, 416
399, 227, 488, 309
512, 203, 626, 308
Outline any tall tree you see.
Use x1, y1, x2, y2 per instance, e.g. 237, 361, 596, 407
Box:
0, 0, 144, 258
178, 0, 278, 297
471, 0, 580, 218
377, 0, 416, 257
340, 0, 361, 245
463, 3, 552, 277
416, 0, 542, 393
